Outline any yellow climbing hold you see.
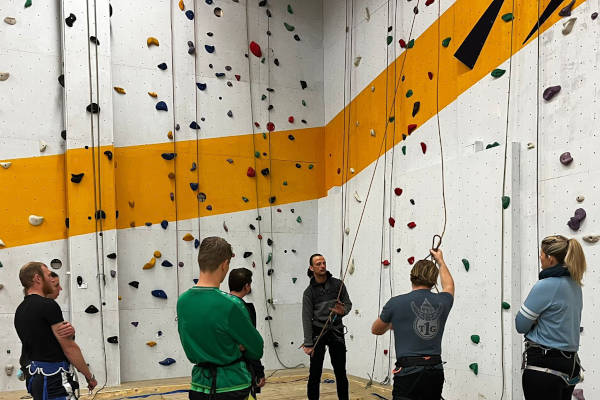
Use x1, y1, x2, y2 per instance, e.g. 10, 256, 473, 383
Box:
183, 233, 194, 241
0, 239, 5, 247
143, 257, 156, 270
148, 91, 158, 98
146, 341, 157, 347
147, 37, 160, 47
167, 131, 173, 139
153, 250, 162, 258
113, 86, 126, 94
178, 0, 184, 11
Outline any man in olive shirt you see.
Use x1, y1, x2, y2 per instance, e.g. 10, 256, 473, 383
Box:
177, 237, 264, 400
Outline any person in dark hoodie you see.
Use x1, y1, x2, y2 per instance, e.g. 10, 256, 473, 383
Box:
228, 268, 266, 397
302, 254, 352, 400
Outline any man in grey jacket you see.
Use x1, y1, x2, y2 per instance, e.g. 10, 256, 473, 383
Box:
302, 254, 352, 400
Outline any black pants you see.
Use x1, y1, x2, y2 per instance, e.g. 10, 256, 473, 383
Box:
522, 347, 580, 400
307, 326, 349, 400
392, 368, 444, 400
189, 388, 250, 400
29, 371, 79, 400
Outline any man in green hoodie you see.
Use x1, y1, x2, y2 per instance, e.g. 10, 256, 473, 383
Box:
177, 237, 264, 400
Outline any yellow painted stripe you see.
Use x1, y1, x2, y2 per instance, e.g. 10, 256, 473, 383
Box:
0, 0, 585, 249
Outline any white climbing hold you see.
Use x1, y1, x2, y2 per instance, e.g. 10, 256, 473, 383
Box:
371, 86, 375, 92
0, 284, 4, 290
5, 364, 14, 376
0, 72, 9, 81
576, 195, 584, 203
355, 121, 359, 127
344, 227, 350, 235
0, 162, 11, 169
365, 7, 370, 21
354, 57, 362, 67
4, 17, 16, 25
562, 17, 576, 35
527, 142, 535, 149
28, 215, 44, 226
370, 129, 375, 136
350, 168, 355, 174
349, 258, 355, 275
583, 235, 600, 244
353, 191, 362, 203
39, 140, 47, 152
0, 239, 5, 247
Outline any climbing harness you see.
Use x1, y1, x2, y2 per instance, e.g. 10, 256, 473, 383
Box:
522, 341, 584, 386
27, 361, 78, 400
196, 357, 246, 399
393, 355, 443, 373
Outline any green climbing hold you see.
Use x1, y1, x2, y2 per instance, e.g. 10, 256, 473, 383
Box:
471, 335, 480, 344
502, 13, 514, 22
407, 39, 415, 48
486, 142, 500, 149
502, 196, 510, 209
284, 22, 295, 32
389, 116, 395, 123
308, 164, 314, 169
262, 132, 267, 139
292, 277, 297, 284
469, 363, 479, 375
261, 57, 265, 64
402, 146, 406, 155
406, 89, 413, 98
261, 94, 267, 101
442, 37, 451, 47
296, 216, 302, 223
302, 100, 307, 106
24, 0, 32, 7
491, 69, 506, 78
254, 151, 260, 158
266, 253, 272, 264
287, 4, 293, 14
502, 301, 511, 310
387, 35, 393, 45
462, 259, 470, 272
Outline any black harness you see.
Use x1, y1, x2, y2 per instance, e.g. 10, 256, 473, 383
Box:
196, 357, 245, 399
393, 355, 443, 374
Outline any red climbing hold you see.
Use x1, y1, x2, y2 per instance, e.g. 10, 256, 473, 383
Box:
267, 122, 275, 132
428, 72, 434, 80
288, 116, 294, 123
425, 0, 434, 5
407, 221, 416, 229
394, 188, 403, 196
254, 122, 260, 128
249, 41, 262, 58
235, 74, 241, 81
407, 124, 417, 135
399, 39, 407, 48
257, 234, 263, 240
421, 142, 427, 154
382, 260, 390, 266
337, 168, 341, 174
408, 257, 415, 265
247, 167, 256, 177
389, 217, 396, 227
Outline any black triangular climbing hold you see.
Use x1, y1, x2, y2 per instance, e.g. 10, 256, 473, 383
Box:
58, 74, 64, 87
107, 253, 116, 259
454, 0, 506, 69
65, 13, 76, 27
71, 173, 84, 183
243, 252, 252, 258
300, 80, 307, 89
129, 281, 139, 288
86, 103, 100, 113
85, 305, 99, 314
61, 130, 66, 140
90, 36, 99, 45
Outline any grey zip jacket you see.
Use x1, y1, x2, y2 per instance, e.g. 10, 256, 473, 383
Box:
302, 271, 352, 347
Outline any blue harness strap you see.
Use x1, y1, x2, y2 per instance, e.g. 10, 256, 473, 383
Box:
27, 361, 72, 400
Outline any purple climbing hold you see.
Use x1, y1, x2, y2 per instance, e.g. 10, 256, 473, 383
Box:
543, 85, 561, 101
559, 152, 573, 166
191, 162, 197, 171
574, 208, 586, 221
161, 153, 176, 160
206, 205, 212, 211
156, 101, 168, 111
159, 358, 176, 366
161, 220, 168, 229
215, 72, 225, 78
151, 289, 168, 299
205, 44, 215, 53
558, 0, 575, 17
592, 12, 598, 20
158, 62, 168, 70
194, 239, 200, 248
197, 82, 207, 90
190, 121, 200, 129
185, 10, 194, 20
567, 208, 586, 230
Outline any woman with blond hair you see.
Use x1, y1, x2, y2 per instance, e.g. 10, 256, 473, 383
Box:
516, 235, 586, 400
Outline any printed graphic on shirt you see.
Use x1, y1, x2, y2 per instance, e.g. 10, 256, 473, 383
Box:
411, 298, 443, 340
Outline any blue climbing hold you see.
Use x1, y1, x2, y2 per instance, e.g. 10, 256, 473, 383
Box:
190, 182, 199, 191
161, 220, 168, 229
65, 218, 70, 228
144, 222, 152, 227
206, 0, 213, 3
158, 358, 176, 366
156, 101, 168, 111
157, 63, 168, 70
186, 10, 194, 20
205, 45, 215, 53
161, 260, 173, 267
191, 162, 197, 171
206, 205, 213, 211
190, 121, 200, 129
194, 239, 200, 248
215, 72, 225, 78
151, 289, 168, 299
161, 153, 176, 160
196, 82, 207, 90
71, 173, 84, 183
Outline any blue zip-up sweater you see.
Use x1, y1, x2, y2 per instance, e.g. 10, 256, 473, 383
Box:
516, 270, 582, 352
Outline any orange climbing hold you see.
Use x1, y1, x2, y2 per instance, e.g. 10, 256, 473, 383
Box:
143, 257, 156, 270
178, 0, 184, 10
147, 37, 159, 47
154, 250, 162, 258
113, 86, 126, 94
183, 233, 194, 241
146, 341, 157, 347
249, 41, 262, 58
148, 91, 158, 98
167, 131, 173, 139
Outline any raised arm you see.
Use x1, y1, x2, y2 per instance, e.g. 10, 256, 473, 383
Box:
431, 249, 454, 297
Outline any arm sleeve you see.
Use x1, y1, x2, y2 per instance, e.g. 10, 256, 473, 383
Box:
227, 304, 264, 360
43, 300, 64, 326
515, 281, 554, 334
340, 283, 352, 316
380, 299, 393, 323
302, 290, 314, 346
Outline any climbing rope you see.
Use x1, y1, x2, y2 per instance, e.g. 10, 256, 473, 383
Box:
244, 0, 303, 370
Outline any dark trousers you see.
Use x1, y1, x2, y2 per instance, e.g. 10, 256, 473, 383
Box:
392, 368, 444, 400
522, 347, 580, 400
189, 388, 250, 400
307, 326, 349, 400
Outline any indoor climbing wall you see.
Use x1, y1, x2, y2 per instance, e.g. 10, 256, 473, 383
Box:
320, 0, 600, 399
